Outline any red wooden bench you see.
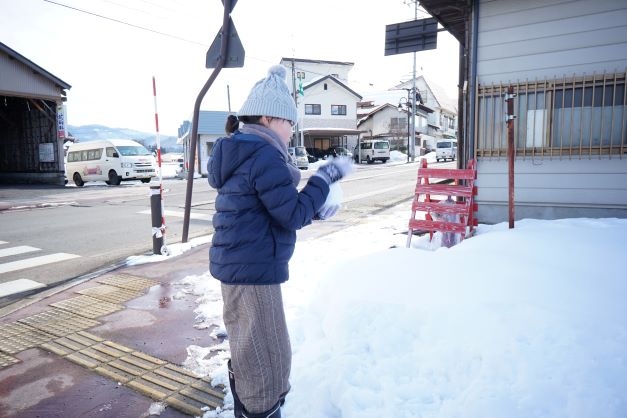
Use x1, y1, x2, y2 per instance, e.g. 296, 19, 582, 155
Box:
406, 159, 478, 247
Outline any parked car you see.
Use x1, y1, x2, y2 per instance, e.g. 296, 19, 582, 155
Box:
436, 139, 457, 162
288, 146, 309, 170
356, 140, 390, 164
325, 146, 353, 159
306, 147, 326, 161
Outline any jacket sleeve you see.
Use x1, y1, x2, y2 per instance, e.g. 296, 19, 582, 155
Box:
251, 148, 329, 230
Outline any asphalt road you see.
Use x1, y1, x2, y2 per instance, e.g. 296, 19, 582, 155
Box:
0, 160, 454, 303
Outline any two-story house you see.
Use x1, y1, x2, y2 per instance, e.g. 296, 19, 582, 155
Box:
356, 101, 434, 153
395, 76, 458, 150
279, 58, 362, 153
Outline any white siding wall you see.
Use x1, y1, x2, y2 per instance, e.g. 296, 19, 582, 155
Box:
477, 0, 627, 83
476, 158, 627, 221
198, 134, 220, 175
0, 53, 62, 100
280, 60, 352, 91
475, 0, 627, 221
299, 82, 358, 129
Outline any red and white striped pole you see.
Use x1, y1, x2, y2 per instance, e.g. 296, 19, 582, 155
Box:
153, 76, 164, 188
151, 76, 168, 255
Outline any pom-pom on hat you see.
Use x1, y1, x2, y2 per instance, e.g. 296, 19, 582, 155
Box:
238, 65, 298, 124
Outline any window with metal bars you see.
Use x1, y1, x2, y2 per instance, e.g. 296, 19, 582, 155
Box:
475, 71, 626, 159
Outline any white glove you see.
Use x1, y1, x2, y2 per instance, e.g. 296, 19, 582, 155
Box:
317, 182, 343, 220
317, 204, 340, 220
314, 156, 354, 185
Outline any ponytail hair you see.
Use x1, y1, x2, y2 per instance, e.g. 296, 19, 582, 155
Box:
225, 114, 264, 134
225, 114, 240, 134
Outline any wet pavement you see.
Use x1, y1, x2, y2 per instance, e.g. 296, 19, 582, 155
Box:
0, 243, 222, 418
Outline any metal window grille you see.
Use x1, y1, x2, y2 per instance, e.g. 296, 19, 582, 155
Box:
475, 70, 626, 160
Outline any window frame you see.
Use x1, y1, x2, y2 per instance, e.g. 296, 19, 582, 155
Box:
331, 104, 347, 116
305, 104, 321, 115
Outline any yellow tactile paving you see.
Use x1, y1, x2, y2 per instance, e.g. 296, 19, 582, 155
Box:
94, 364, 136, 384
96, 274, 159, 292
38, 332, 225, 413
0, 322, 55, 354
17, 308, 100, 337
0, 271, 224, 414
0, 351, 20, 369
49, 295, 123, 319
76, 284, 142, 304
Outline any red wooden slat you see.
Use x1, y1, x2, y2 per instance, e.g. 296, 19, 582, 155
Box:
415, 184, 474, 197
417, 168, 476, 180
409, 219, 467, 234
412, 201, 469, 214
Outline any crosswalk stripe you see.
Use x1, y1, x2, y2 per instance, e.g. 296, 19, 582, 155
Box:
137, 209, 212, 221
0, 278, 46, 298
0, 245, 41, 258
0, 253, 81, 275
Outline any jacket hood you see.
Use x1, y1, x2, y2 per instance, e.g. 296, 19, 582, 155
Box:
208, 133, 266, 189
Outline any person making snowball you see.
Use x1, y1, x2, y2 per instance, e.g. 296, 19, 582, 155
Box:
207, 65, 353, 418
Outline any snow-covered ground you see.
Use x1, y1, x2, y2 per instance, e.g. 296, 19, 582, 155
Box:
140, 204, 627, 418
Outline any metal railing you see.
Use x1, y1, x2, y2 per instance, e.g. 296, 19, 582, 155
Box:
475, 70, 626, 160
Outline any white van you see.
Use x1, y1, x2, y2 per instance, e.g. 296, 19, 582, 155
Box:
65, 139, 156, 186
436, 139, 457, 162
357, 140, 390, 164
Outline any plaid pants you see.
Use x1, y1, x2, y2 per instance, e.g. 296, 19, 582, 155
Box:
221, 283, 291, 413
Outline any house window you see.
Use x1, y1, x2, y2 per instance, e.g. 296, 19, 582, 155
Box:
305, 104, 321, 115
475, 71, 626, 158
390, 117, 407, 131
324, 83, 328, 90
331, 105, 347, 116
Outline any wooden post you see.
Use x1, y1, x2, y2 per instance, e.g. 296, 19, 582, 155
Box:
505, 86, 516, 229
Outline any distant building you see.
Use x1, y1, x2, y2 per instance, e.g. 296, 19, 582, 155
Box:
356, 103, 434, 153
178, 111, 233, 176
0, 42, 71, 185
280, 58, 362, 153
394, 76, 458, 150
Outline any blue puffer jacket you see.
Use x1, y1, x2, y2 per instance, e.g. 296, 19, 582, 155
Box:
207, 131, 329, 285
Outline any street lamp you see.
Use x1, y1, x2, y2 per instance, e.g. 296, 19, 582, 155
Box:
398, 94, 412, 163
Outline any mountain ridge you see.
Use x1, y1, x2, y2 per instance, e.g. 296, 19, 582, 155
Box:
68, 124, 182, 151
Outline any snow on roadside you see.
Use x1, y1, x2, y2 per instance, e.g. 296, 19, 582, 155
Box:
173, 205, 627, 418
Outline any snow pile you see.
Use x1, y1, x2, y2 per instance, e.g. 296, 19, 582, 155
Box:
125, 235, 212, 266
181, 206, 627, 418
390, 149, 407, 162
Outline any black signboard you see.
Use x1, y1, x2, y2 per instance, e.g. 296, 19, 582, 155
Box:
385, 17, 438, 56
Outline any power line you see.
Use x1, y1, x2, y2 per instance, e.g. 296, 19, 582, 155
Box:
43, 0, 208, 47
42, 0, 403, 92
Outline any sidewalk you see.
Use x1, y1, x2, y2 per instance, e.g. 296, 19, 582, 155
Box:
0, 211, 379, 418
0, 242, 224, 418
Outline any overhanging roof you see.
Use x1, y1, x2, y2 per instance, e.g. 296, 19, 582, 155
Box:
301, 127, 361, 136
0, 42, 71, 90
418, 0, 470, 46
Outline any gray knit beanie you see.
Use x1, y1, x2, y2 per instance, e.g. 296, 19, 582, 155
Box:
238, 65, 298, 124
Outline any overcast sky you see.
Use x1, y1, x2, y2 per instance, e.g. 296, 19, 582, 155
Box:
0, 0, 460, 136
